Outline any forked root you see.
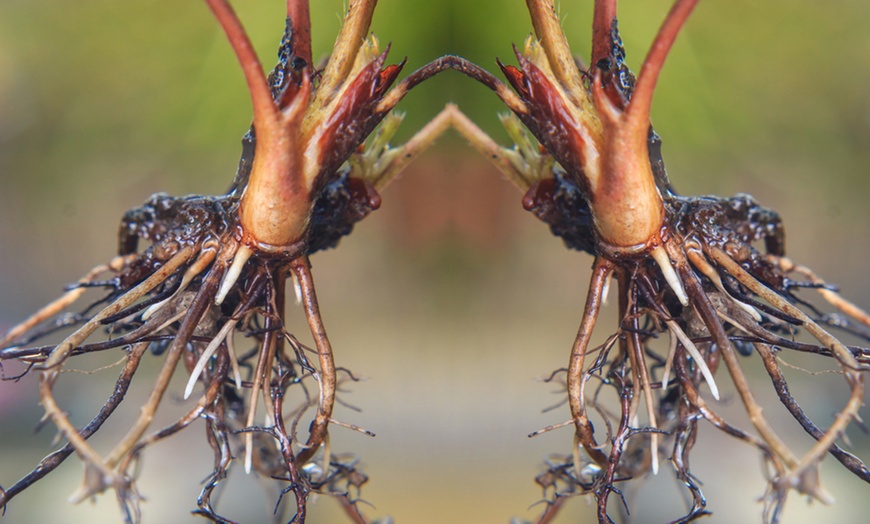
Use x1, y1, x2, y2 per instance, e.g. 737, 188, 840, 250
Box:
33, 248, 197, 506
677, 253, 804, 476
0, 340, 149, 510
35, 255, 225, 510
119, 348, 230, 478
42, 247, 194, 375
754, 341, 870, 482
0, 255, 133, 348
774, 255, 870, 329
104, 262, 226, 471
707, 247, 865, 501
552, 233, 866, 521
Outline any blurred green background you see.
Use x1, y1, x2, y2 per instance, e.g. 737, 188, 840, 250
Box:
1, 0, 869, 522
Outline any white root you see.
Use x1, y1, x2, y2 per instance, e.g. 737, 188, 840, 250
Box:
184, 319, 237, 400
143, 247, 217, 320
44, 247, 194, 374
687, 249, 761, 322
652, 245, 688, 306
643, 378, 660, 475
601, 272, 612, 306
290, 271, 302, 304
663, 318, 720, 400
216, 244, 253, 305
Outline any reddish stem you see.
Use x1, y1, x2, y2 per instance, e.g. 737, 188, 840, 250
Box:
287, 0, 312, 69
625, 0, 698, 132
591, 0, 617, 68
205, 0, 278, 135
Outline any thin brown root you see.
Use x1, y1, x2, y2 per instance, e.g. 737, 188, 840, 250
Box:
673, 349, 784, 473
43, 247, 194, 374
529, 419, 574, 438
773, 255, 870, 329
104, 261, 226, 470
535, 493, 570, 524
755, 342, 870, 482
567, 257, 612, 468
290, 256, 337, 466
119, 349, 229, 476
1, 256, 131, 347
661, 328, 677, 390
37, 343, 152, 503
711, 251, 866, 501
0, 340, 148, 508
329, 418, 376, 437
679, 255, 811, 489
337, 495, 370, 524
143, 245, 217, 320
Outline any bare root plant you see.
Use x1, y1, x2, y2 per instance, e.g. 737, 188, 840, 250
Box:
0, 1, 453, 522
446, 0, 870, 522
2, 1, 869, 523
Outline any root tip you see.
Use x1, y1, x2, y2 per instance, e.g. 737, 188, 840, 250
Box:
652, 245, 688, 306
216, 245, 253, 305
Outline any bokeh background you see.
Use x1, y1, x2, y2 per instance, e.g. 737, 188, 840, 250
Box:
1, 0, 869, 522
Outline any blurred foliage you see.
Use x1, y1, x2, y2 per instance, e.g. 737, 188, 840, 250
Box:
1, 1, 869, 199
0, 2, 866, 175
